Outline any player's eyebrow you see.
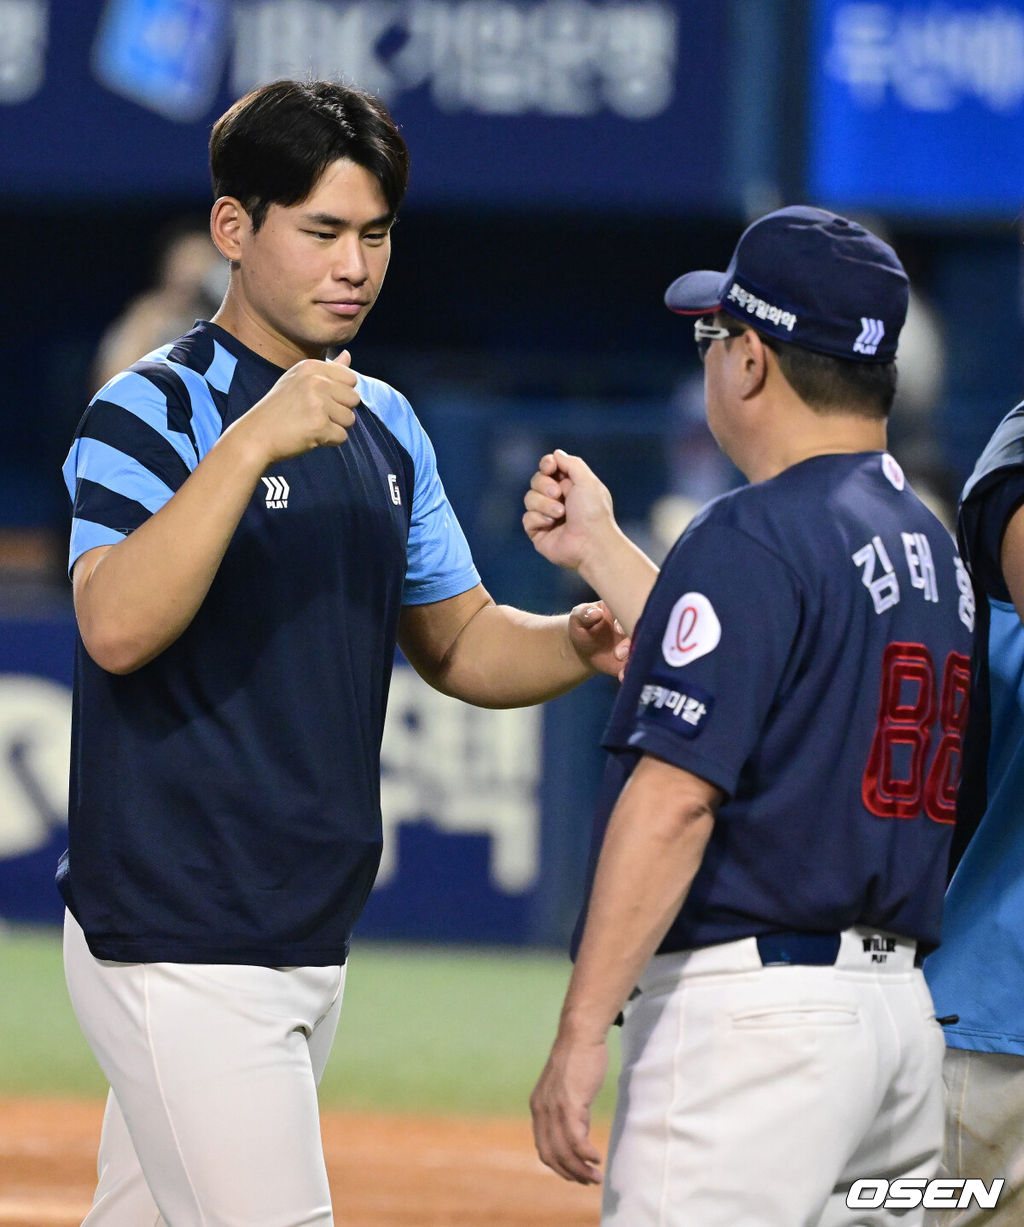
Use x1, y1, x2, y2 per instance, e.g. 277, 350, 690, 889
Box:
300, 210, 394, 229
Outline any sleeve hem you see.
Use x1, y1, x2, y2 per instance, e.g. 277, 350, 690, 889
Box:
622, 727, 737, 800
401, 569, 481, 607
68, 522, 128, 576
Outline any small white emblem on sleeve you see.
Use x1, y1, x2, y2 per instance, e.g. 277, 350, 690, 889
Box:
881, 454, 905, 490
662, 592, 721, 667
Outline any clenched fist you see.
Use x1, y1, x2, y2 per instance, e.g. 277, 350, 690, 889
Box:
234, 349, 360, 465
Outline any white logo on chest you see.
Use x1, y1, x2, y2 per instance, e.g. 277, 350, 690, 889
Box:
662, 592, 721, 668
388, 473, 402, 506
262, 476, 289, 509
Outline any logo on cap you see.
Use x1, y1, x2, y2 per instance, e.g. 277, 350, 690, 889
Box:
726, 283, 797, 333
853, 318, 885, 356
664, 207, 908, 362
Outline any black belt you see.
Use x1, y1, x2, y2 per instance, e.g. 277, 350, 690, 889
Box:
612, 932, 925, 1027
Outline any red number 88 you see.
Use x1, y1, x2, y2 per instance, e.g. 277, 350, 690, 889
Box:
862, 643, 971, 824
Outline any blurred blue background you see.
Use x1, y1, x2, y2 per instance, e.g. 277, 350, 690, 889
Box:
2, 0, 1022, 944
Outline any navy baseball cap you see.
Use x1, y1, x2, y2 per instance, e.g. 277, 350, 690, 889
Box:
664, 205, 909, 362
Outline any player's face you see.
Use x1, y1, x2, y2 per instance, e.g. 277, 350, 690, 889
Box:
230, 159, 393, 366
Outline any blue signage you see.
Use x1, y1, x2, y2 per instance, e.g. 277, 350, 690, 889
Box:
808, 0, 1024, 214
92, 0, 231, 122
1, 0, 729, 208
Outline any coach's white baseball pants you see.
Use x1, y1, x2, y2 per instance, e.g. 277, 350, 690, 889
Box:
602, 927, 946, 1227
63, 911, 345, 1227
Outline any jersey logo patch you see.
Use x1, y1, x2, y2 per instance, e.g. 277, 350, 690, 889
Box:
262, 475, 290, 509
881, 453, 905, 490
637, 676, 714, 739
662, 592, 721, 668
388, 473, 402, 505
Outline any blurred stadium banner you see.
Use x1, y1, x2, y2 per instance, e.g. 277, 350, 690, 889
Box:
5, 0, 1024, 214
0, 610, 610, 946
807, 0, 1024, 213
1, 0, 729, 208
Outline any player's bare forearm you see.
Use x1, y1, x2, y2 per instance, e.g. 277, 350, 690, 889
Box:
531, 756, 720, 1184
399, 588, 626, 707
73, 426, 272, 673
523, 449, 658, 634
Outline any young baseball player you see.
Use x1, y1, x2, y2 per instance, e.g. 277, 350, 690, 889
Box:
922, 404, 1024, 1226
522, 206, 974, 1227
60, 80, 625, 1225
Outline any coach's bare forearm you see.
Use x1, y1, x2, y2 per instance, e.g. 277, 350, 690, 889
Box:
74, 425, 272, 674
530, 756, 719, 1184
558, 756, 718, 1042
576, 528, 659, 637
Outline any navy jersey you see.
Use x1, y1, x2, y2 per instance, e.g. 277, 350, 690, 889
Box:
925, 402, 1024, 1055
576, 453, 974, 957
60, 322, 479, 965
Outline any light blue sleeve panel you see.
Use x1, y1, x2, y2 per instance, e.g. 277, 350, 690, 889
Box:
355, 373, 480, 605
63, 361, 200, 573
67, 437, 179, 513
64, 492, 131, 566
64, 436, 180, 567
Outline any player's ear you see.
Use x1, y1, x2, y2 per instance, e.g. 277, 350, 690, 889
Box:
210, 197, 249, 264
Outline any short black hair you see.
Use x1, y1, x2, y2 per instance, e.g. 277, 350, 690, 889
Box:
717, 314, 897, 419
209, 80, 410, 232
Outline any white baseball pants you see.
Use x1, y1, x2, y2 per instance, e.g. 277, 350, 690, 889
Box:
63, 911, 345, 1227
602, 927, 946, 1227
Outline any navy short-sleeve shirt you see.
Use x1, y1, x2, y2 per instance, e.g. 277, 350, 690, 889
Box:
61, 323, 479, 965
575, 452, 974, 956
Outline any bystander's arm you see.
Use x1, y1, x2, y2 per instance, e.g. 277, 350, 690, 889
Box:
1000, 501, 1024, 621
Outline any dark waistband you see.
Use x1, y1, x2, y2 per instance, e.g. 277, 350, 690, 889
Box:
756, 931, 923, 968
756, 932, 841, 966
